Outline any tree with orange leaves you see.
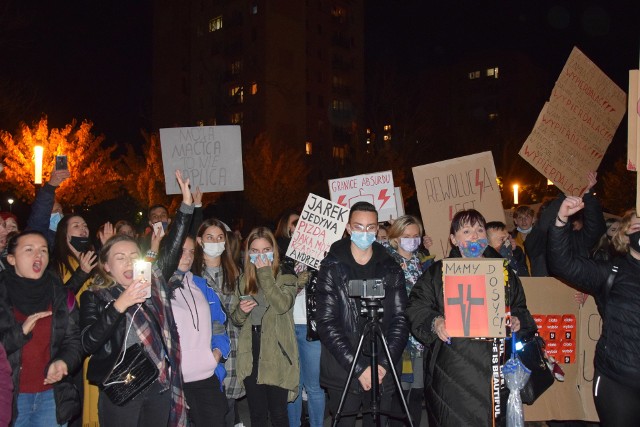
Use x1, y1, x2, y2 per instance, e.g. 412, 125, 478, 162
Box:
120, 130, 222, 212
0, 117, 122, 206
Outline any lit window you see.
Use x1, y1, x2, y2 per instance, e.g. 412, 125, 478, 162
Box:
305, 142, 313, 155
209, 16, 223, 32
251, 4, 258, 15
332, 146, 346, 160
366, 138, 371, 144
366, 128, 371, 135
229, 86, 244, 103
488, 113, 499, 120
230, 112, 243, 124
230, 60, 243, 75
468, 70, 480, 80
486, 67, 499, 78
383, 124, 391, 131
383, 135, 390, 141
251, 82, 258, 95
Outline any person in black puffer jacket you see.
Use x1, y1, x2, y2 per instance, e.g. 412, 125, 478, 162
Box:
406, 209, 536, 427
316, 202, 408, 426
548, 197, 640, 426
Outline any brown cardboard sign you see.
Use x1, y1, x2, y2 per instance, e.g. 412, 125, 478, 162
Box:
520, 47, 626, 196
412, 151, 505, 260
442, 259, 506, 338
521, 277, 599, 422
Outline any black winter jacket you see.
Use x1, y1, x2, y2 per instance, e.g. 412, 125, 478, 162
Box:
80, 203, 193, 385
406, 247, 536, 427
548, 222, 640, 390
0, 270, 83, 425
315, 238, 408, 392
525, 193, 605, 276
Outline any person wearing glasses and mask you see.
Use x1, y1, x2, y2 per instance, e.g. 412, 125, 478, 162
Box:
315, 202, 409, 426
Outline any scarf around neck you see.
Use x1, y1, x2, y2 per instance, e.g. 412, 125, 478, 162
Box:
3, 267, 53, 315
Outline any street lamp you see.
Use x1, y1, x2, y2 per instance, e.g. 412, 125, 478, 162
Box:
8, 198, 14, 212
513, 184, 519, 205
34, 145, 44, 184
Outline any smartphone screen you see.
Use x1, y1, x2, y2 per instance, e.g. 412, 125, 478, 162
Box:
152, 221, 165, 238
55, 155, 68, 171
239, 294, 258, 305
133, 261, 152, 298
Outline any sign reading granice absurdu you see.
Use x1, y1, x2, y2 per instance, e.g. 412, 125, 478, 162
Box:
159, 125, 244, 194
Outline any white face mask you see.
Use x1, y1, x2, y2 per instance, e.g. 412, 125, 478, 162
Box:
203, 242, 225, 258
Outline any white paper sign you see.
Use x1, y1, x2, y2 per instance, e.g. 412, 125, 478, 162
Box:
286, 193, 349, 270
159, 125, 244, 195
328, 170, 397, 220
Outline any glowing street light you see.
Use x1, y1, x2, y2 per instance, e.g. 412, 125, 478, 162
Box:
513, 184, 519, 205
34, 145, 44, 184
7, 198, 14, 212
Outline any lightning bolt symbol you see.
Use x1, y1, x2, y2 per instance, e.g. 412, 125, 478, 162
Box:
337, 195, 347, 206
378, 189, 391, 209
475, 169, 484, 202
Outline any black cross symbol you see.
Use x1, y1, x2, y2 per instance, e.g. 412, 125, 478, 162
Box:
447, 283, 485, 336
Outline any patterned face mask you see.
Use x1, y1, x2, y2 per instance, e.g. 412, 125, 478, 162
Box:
458, 238, 488, 258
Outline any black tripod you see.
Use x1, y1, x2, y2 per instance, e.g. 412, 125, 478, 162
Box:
332, 298, 414, 427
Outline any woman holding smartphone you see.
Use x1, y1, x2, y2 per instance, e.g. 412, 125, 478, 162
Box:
79, 171, 192, 427
230, 227, 299, 426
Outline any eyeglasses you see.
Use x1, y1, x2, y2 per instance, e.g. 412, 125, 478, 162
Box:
351, 224, 378, 232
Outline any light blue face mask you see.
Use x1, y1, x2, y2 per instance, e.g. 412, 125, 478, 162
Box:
351, 231, 376, 250
49, 212, 63, 232
249, 252, 274, 264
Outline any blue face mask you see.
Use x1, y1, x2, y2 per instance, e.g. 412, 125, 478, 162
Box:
249, 252, 274, 265
50, 212, 63, 232
458, 238, 488, 258
351, 231, 376, 250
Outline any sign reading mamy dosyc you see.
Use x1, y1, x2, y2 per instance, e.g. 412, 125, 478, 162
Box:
519, 47, 626, 196
159, 125, 244, 195
412, 151, 505, 260
328, 170, 397, 221
286, 193, 349, 270
443, 258, 506, 338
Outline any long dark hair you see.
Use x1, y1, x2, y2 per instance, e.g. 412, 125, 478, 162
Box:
193, 218, 240, 295
52, 214, 93, 278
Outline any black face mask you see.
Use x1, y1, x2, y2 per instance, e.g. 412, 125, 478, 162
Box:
70, 236, 91, 253
627, 231, 640, 253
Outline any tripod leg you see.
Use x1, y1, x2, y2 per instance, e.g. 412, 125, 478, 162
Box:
378, 331, 415, 427
332, 323, 370, 427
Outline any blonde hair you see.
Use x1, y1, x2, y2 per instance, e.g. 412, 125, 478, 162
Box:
243, 227, 280, 295
93, 235, 141, 289
387, 215, 424, 250
612, 209, 638, 254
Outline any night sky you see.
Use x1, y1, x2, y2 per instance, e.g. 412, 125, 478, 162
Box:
1, 0, 638, 149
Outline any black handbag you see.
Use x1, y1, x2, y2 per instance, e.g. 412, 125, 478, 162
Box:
507, 334, 555, 405
102, 342, 159, 406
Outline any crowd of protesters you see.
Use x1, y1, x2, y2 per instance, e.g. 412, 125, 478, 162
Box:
0, 168, 637, 427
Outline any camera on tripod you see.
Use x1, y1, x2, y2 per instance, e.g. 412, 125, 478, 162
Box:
348, 279, 385, 299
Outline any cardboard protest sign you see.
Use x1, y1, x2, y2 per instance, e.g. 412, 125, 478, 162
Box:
394, 187, 405, 217
412, 152, 505, 260
159, 125, 244, 194
628, 70, 639, 171
519, 47, 626, 196
521, 277, 599, 422
328, 170, 397, 221
286, 193, 349, 270
442, 259, 506, 338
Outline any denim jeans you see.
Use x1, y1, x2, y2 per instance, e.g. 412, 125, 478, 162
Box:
287, 324, 325, 427
15, 389, 67, 427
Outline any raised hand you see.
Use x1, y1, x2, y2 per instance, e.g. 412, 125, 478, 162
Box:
557, 196, 584, 224
193, 187, 203, 206
98, 222, 114, 245
113, 280, 150, 313
79, 250, 97, 273
175, 170, 192, 206
48, 169, 71, 187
